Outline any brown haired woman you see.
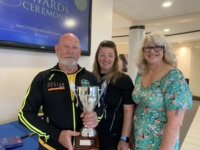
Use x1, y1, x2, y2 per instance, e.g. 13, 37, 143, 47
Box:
93, 40, 135, 150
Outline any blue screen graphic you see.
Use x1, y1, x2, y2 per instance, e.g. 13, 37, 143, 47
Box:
0, 0, 91, 55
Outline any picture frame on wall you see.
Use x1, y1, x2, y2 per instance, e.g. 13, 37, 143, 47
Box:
119, 54, 128, 72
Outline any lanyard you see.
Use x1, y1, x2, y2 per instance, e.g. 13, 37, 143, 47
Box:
100, 85, 107, 103
100, 80, 109, 118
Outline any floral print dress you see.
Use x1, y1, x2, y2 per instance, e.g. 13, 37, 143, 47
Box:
132, 69, 192, 150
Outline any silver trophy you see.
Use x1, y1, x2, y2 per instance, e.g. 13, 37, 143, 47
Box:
74, 86, 101, 137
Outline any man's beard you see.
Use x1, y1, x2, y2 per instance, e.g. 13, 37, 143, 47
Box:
60, 57, 78, 67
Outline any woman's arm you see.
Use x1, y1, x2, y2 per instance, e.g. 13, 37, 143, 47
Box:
118, 104, 134, 150
159, 109, 186, 150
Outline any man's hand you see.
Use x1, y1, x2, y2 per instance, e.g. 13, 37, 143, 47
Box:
81, 111, 98, 128
58, 130, 80, 150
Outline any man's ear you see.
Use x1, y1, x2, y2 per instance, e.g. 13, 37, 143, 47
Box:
79, 48, 82, 54
55, 45, 59, 54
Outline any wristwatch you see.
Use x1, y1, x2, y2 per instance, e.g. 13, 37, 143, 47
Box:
120, 136, 130, 143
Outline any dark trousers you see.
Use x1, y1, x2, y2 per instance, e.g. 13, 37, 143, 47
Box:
99, 134, 120, 150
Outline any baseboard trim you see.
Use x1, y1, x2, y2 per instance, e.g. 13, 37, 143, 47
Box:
193, 95, 200, 101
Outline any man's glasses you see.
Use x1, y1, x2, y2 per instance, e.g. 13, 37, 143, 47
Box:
143, 46, 164, 52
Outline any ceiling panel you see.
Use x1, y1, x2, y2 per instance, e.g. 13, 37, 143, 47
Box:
112, 0, 200, 43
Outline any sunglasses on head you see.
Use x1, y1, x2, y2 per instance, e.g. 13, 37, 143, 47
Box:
99, 40, 116, 47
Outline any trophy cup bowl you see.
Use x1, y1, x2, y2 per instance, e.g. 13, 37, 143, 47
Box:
74, 86, 100, 150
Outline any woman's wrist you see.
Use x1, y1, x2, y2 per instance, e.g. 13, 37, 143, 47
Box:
120, 136, 130, 143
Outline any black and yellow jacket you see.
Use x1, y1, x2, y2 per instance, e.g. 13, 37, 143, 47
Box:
18, 64, 103, 149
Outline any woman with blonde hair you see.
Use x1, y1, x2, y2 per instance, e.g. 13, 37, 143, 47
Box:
132, 32, 192, 149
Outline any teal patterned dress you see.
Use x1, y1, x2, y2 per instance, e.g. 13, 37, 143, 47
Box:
132, 69, 192, 150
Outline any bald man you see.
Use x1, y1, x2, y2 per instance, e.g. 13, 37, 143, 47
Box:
19, 33, 102, 150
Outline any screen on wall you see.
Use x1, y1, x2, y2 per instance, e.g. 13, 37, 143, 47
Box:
0, 0, 92, 55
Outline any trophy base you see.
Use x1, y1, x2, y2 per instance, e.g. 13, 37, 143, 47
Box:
75, 134, 99, 150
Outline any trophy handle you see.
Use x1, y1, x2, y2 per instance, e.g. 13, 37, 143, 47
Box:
69, 82, 80, 108
98, 89, 103, 107
74, 88, 84, 110
74, 89, 79, 107
98, 81, 109, 107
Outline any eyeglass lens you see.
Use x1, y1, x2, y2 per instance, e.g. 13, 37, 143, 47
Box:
143, 46, 163, 52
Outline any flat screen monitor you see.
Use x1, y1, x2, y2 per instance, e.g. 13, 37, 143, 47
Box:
0, 0, 92, 55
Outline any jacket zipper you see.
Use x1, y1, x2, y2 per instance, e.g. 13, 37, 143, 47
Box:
109, 97, 122, 131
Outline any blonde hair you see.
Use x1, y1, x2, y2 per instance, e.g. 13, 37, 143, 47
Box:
135, 32, 177, 73
92, 40, 121, 84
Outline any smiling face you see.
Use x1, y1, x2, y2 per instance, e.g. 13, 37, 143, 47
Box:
55, 33, 81, 67
97, 47, 115, 74
143, 40, 164, 65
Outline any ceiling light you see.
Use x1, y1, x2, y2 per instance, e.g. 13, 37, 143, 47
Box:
164, 29, 170, 32
163, 2, 172, 7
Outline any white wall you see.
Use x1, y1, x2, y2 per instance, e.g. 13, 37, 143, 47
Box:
89, 0, 113, 71
116, 43, 129, 54
0, 50, 57, 123
172, 43, 193, 78
190, 48, 200, 96
0, 0, 113, 124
